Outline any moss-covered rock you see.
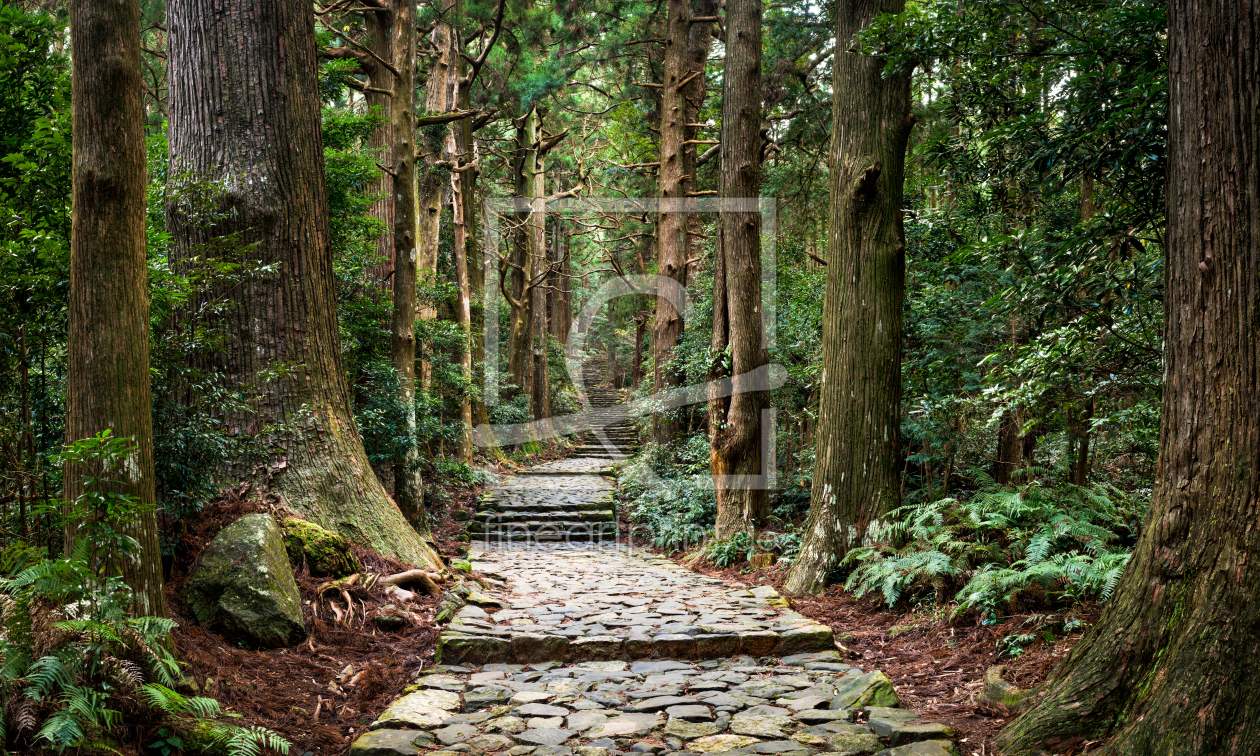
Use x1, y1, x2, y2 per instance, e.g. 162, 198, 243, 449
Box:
280, 517, 361, 577
182, 513, 306, 648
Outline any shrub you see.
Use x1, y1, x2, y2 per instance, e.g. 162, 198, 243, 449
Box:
843, 472, 1144, 617
0, 433, 289, 755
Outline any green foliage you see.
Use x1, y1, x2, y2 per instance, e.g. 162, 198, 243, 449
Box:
621, 441, 716, 553
702, 531, 753, 569
843, 475, 1144, 616
0, 433, 288, 755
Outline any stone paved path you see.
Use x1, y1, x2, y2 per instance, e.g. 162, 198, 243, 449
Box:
347, 364, 959, 756
350, 655, 959, 756
435, 546, 835, 666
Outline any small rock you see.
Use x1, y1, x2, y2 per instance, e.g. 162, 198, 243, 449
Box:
528, 717, 566, 729
689, 734, 761, 753
371, 688, 462, 730
517, 728, 575, 747
465, 686, 513, 706
665, 704, 713, 721
775, 625, 835, 656
471, 734, 517, 751
514, 633, 571, 664
588, 713, 662, 737
664, 718, 722, 740
348, 729, 423, 755
874, 741, 960, 756
828, 730, 883, 755
567, 711, 609, 732
513, 691, 555, 704
519, 703, 572, 717
830, 672, 900, 711
794, 709, 853, 724
632, 696, 697, 712
438, 633, 510, 666
486, 716, 528, 734
432, 724, 480, 745
730, 714, 793, 739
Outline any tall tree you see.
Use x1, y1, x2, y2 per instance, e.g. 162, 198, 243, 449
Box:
998, 1, 1260, 752
782, 0, 913, 595
166, 0, 442, 569
652, 0, 715, 445
709, 0, 768, 540
65, 0, 165, 616
389, 0, 426, 527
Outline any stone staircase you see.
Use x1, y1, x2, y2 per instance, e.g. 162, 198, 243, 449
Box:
464, 360, 637, 545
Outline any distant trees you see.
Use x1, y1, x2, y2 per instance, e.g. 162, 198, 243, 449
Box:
64, 0, 165, 616
165, 0, 441, 569
997, 0, 1260, 752
784, 0, 913, 595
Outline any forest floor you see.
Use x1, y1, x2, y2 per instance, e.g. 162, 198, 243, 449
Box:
162, 446, 573, 755
161, 438, 1095, 756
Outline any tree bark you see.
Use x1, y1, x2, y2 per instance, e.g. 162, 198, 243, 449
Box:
365, 10, 394, 286
506, 108, 538, 401
448, 4, 474, 463
782, 0, 912, 595
166, 0, 441, 569
418, 6, 456, 393
529, 126, 551, 438
651, 0, 700, 445
710, 0, 769, 541
998, 3, 1260, 753
65, 0, 165, 617
389, 0, 428, 528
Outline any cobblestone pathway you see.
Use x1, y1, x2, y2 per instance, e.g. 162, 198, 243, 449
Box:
349, 365, 959, 756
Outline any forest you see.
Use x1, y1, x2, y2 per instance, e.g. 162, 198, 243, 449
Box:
0, 0, 1256, 753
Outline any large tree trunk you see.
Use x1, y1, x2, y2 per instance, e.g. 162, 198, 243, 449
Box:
65, 0, 165, 617
651, 0, 698, 445
709, 0, 769, 541
529, 129, 551, 439
418, 7, 456, 394
389, 0, 428, 529
448, 10, 474, 463
997, 3, 1260, 753
782, 0, 912, 595
167, 0, 441, 569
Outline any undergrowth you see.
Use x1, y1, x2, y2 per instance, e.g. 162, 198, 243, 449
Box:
0, 432, 289, 755
843, 471, 1145, 618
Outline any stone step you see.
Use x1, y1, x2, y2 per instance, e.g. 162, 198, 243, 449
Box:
469, 512, 616, 525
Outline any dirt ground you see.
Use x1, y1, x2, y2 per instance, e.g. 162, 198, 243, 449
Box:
166, 499, 445, 756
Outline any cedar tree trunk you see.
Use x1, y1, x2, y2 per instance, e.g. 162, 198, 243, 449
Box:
65, 0, 166, 616
391, 0, 426, 524
166, 0, 441, 568
710, 0, 769, 540
782, 0, 912, 595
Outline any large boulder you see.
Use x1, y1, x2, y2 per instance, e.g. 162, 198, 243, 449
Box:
182, 513, 306, 648
280, 516, 361, 577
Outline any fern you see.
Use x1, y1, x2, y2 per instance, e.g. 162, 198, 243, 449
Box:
0, 433, 291, 755
844, 475, 1146, 615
